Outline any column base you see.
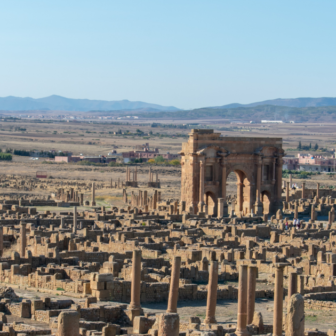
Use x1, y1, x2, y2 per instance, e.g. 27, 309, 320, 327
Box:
204, 316, 217, 324
91, 202, 96, 206
235, 329, 250, 336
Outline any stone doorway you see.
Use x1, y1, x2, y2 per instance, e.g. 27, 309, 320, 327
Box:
234, 170, 251, 216
261, 191, 271, 214
205, 191, 217, 216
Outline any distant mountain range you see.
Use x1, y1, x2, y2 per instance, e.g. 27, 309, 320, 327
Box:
0, 95, 179, 112
2, 96, 336, 120
210, 97, 336, 109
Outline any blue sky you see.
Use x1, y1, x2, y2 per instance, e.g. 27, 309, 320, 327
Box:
0, 1, 335, 109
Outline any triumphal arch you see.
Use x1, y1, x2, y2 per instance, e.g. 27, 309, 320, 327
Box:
180, 129, 284, 216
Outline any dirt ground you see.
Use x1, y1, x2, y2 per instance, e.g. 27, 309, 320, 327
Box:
7, 284, 335, 332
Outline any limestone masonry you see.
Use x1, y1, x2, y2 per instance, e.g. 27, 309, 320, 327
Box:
0, 130, 333, 336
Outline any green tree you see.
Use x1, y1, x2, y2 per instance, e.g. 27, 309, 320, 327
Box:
154, 156, 165, 164
298, 141, 302, 150
309, 143, 311, 149
314, 143, 319, 150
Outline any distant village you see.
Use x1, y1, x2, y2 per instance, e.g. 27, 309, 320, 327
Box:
54, 143, 180, 164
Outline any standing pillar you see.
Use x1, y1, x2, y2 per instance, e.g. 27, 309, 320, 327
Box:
73, 206, 77, 234
310, 204, 315, 222
236, 265, 248, 336
199, 160, 205, 209
91, 182, 96, 206
289, 174, 292, 188
222, 164, 228, 216
148, 167, 152, 182
247, 265, 258, 325
286, 294, 304, 336
58, 311, 80, 336
129, 250, 142, 311
217, 198, 224, 219
222, 164, 227, 199
287, 272, 298, 306
20, 221, 26, 258
158, 313, 179, 336
0, 226, 3, 257
294, 204, 298, 220
273, 265, 284, 336
167, 256, 181, 313
276, 158, 283, 204
255, 162, 263, 215
301, 182, 305, 199
286, 182, 290, 202
316, 182, 320, 199
204, 260, 218, 324
273, 158, 276, 184
237, 182, 243, 215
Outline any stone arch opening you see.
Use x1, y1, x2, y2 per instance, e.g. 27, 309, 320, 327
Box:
261, 190, 271, 214
205, 191, 217, 216
229, 169, 251, 216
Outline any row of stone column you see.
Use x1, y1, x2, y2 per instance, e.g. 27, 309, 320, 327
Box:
126, 166, 138, 182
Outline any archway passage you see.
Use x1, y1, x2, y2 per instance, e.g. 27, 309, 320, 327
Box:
233, 170, 251, 216
205, 191, 217, 216
261, 191, 271, 214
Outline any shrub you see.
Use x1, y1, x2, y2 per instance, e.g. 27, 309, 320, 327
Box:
148, 159, 155, 164
0, 153, 12, 161
169, 159, 180, 166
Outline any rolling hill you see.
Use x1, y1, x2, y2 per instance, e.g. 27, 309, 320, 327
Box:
0, 95, 179, 112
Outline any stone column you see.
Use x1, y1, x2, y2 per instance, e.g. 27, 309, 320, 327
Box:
20, 221, 26, 258
199, 160, 205, 209
301, 182, 305, 199
204, 260, 218, 324
91, 182, 96, 206
73, 206, 77, 234
236, 265, 248, 336
273, 265, 284, 336
167, 256, 181, 313
255, 161, 263, 215
273, 157, 276, 183
294, 204, 298, 220
148, 167, 152, 182
158, 313, 179, 336
256, 163, 262, 202
289, 174, 292, 188
237, 182, 243, 215
286, 293, 304, 336
276, 158, 283, 202
129, 250, 142, 311
58, 311, 80, 336
222, 164, 227, 199
287, 272, 298, 306
310, 204, 315, 222
0, 226, 3, 257
217, 198, 224, 218
286, 182, 290, 202
247, 265, 258, 324
316, 182, 320, 199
